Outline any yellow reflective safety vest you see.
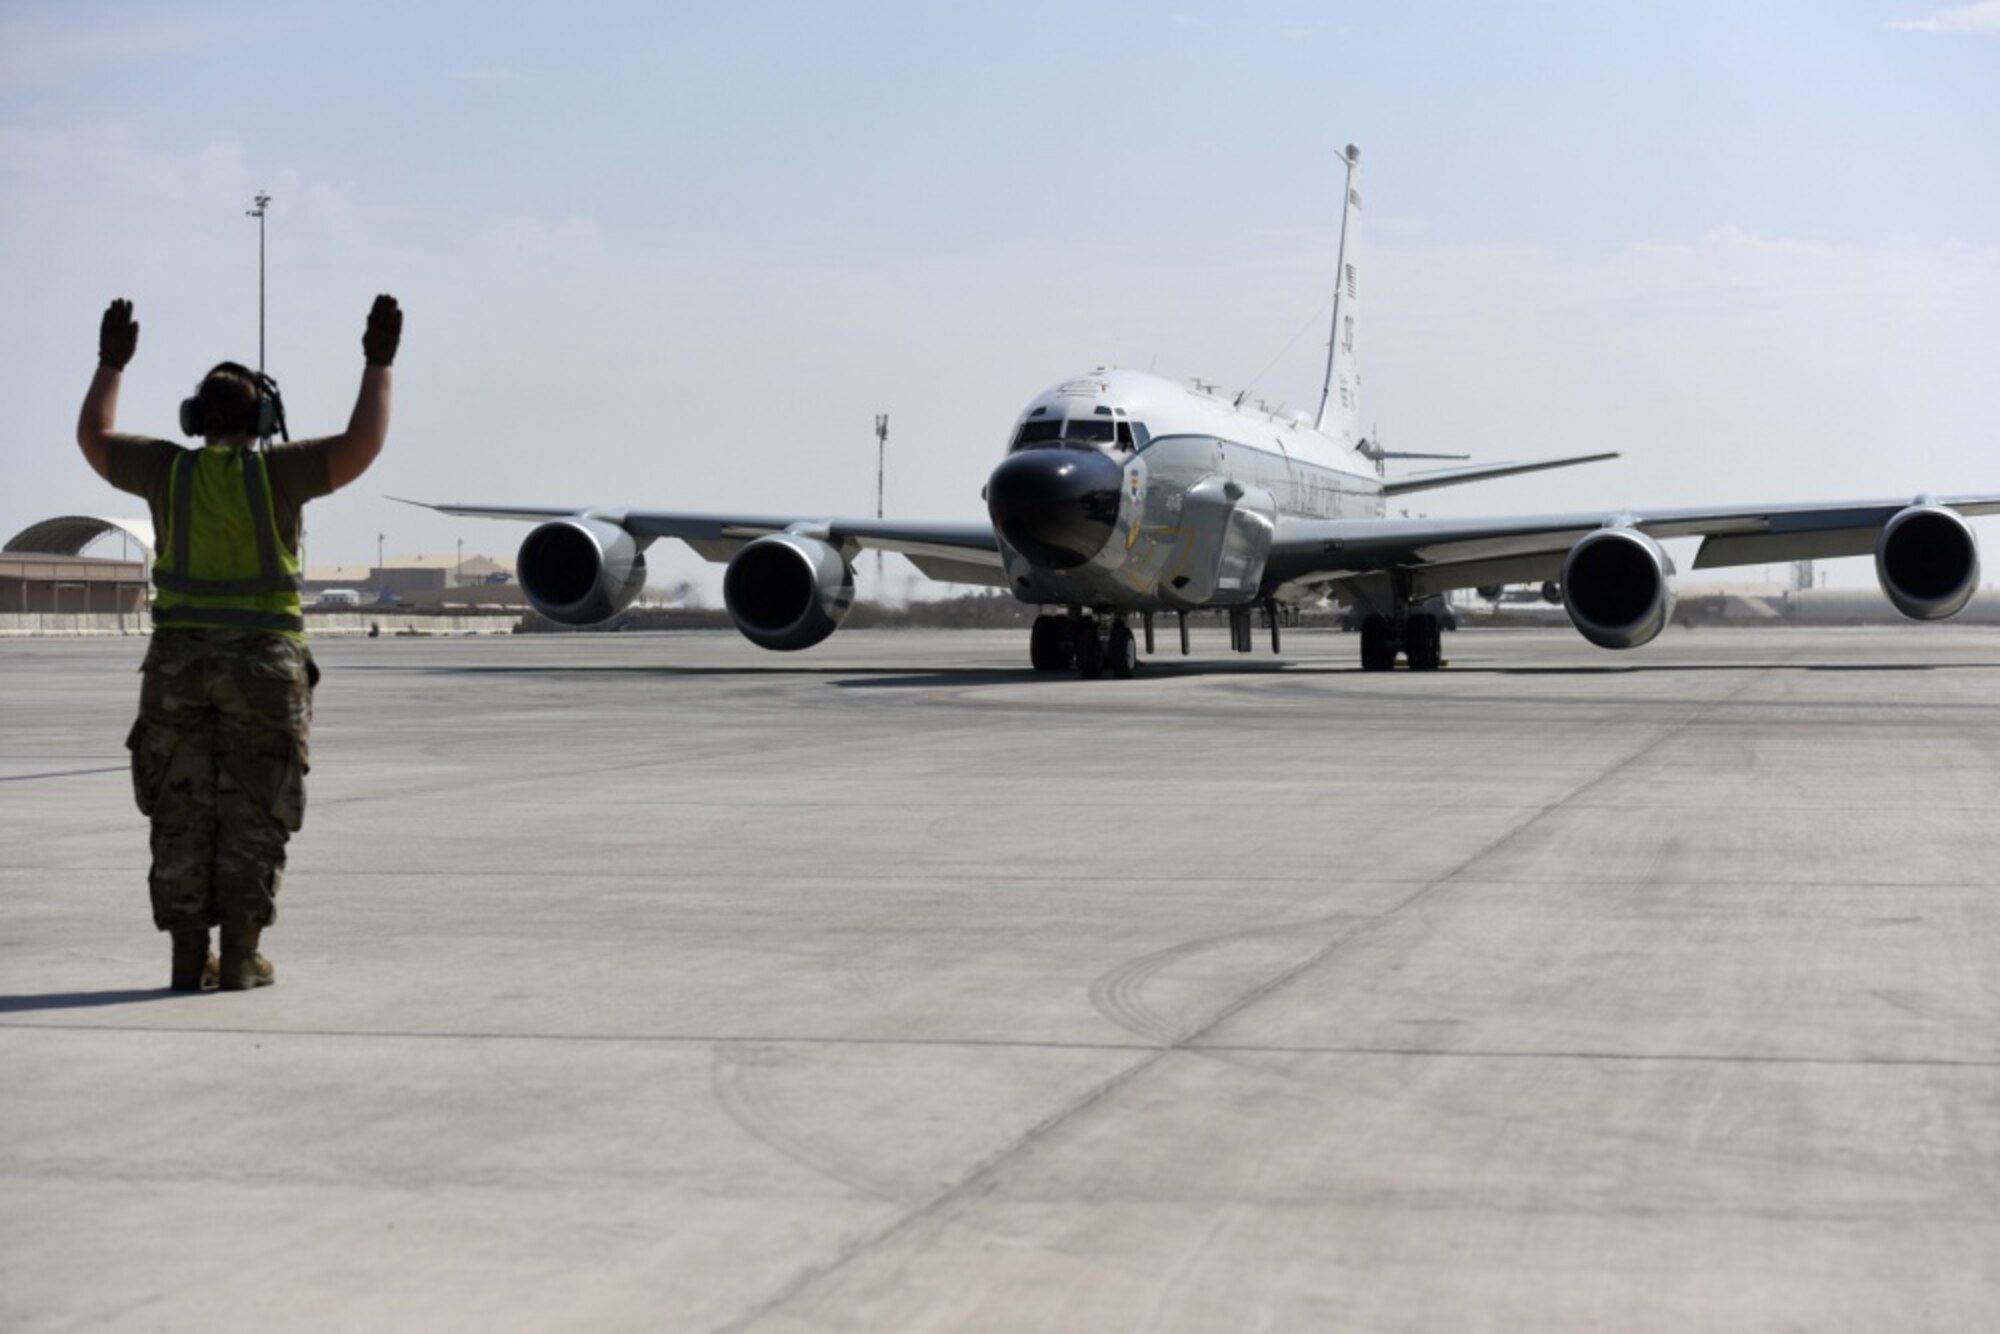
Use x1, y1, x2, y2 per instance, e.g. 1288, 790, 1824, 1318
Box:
151, 445, 306, 639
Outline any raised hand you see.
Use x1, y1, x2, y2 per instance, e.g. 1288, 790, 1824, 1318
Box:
362, 294, 402, 367
99, 298, 139, 370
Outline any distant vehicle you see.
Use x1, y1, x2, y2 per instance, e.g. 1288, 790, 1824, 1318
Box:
410, 144, 1998, 675
314, 589, 362, 608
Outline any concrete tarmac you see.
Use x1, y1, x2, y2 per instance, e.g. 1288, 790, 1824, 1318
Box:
4, 626, 1998, 1331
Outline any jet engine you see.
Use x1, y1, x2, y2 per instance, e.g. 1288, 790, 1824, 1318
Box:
516, 517, 647, 625
723, 533, 855, 651
1560, 527, 1677, 650
1876, 503, 1979, 621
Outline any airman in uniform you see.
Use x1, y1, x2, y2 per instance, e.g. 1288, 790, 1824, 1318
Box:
77, 294, 401, 990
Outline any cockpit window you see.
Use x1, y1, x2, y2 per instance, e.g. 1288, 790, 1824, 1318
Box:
1011, 419, 1064, 448
1009, 413, 1136, 453
1131, 421, 1151, 448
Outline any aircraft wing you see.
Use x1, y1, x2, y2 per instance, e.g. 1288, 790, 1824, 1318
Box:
399, 500, 1006, 587
1265, 495, 2000, 602
1379, 451, 1620, 497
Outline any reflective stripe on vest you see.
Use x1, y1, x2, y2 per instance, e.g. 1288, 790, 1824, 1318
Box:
152, 604, 307, 633
152, 447, 306, 636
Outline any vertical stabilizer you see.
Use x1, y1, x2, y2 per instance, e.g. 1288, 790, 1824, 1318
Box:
1313, 145, 1363, 447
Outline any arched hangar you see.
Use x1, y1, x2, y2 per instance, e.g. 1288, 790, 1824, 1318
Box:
2, 515, 153, 615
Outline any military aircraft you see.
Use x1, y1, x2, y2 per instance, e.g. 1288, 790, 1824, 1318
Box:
409, 146, 1998, 677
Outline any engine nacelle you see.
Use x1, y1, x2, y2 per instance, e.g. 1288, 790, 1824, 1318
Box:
1561, 527, 1677, 650
723, 534, 855, 651
517, 518, 647, 625
1876, 503, 1979, 621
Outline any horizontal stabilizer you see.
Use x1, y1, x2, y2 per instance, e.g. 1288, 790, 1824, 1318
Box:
1380, 451, 1619, 498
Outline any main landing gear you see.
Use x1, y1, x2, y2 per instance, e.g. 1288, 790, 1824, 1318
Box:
1029, 612, 1138, 679
1357, 605, 1445, 672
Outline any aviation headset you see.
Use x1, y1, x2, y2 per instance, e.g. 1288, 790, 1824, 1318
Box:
180, 363, 289, 443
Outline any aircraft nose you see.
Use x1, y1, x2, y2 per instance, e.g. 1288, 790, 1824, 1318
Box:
986, 448, 1124, 570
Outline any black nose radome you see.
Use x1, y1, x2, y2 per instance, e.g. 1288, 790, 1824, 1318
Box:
986, 448, 1123, 570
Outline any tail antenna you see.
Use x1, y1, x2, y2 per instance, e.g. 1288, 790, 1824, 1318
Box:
1312, 143, 1361, 432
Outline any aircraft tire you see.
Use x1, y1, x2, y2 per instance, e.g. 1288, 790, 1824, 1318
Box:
1029, 614, 1073, 671
1359, 616, 1394, 671
1108, 623, 1138, 679
1406, 613, 1442, 671
1073, 622, 1104, 679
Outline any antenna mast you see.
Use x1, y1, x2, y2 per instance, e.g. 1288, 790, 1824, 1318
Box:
874, 413, 888, 586
1313, 145, 1359, 432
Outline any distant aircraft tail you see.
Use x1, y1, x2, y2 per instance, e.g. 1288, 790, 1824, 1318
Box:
1313, 144, 1363, 449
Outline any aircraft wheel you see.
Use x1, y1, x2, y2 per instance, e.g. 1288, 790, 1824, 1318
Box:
1073, 621, 1104, 679
1359, 615, 1394, 671
1029, 614, 1073, 671
1108, 623, 1139, 679
1406, 613, 1442, 671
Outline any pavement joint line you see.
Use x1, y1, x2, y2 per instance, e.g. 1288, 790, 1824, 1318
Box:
0, 766, 129, 783
0, 1169, 1983, 1231
1, 1022, 1994, 1071
8, 869, 2000, 891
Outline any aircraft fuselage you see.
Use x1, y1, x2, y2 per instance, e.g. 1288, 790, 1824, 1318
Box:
987, 368, 1381, 612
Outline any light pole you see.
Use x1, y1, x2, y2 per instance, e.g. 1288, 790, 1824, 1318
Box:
246, 192, 271, 375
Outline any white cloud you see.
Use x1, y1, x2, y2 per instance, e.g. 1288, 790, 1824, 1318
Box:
1888, 1, 2000, 33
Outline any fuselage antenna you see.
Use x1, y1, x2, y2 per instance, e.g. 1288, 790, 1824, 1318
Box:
1313, 145, 1360, 433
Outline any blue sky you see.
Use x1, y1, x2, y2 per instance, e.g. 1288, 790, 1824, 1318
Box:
5, 1, 1997, 593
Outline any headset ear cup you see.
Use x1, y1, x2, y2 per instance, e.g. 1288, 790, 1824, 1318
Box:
180, 397, 202, 437
256, 393, 277, 438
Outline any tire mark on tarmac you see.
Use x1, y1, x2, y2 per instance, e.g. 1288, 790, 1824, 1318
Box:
1088, 923, 1346, 1046
717, 659, 1792, 1330
711, 1043, 923, 1203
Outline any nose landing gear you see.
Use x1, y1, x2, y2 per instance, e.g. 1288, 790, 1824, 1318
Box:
1029, 613, 1074, 671
1028, 611, 1139, 679
1073, 619, 1104, 678
1106, 621, 1138, 679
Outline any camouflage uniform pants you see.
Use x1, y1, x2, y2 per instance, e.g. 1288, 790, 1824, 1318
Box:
126, 630, 315, 932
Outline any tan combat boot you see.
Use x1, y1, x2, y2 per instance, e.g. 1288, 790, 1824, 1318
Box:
170, 928, 218, 992
218, 923, 275, 990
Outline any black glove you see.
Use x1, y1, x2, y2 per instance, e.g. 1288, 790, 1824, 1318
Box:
363, 294, 402, 367
99, 298, 139, 370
